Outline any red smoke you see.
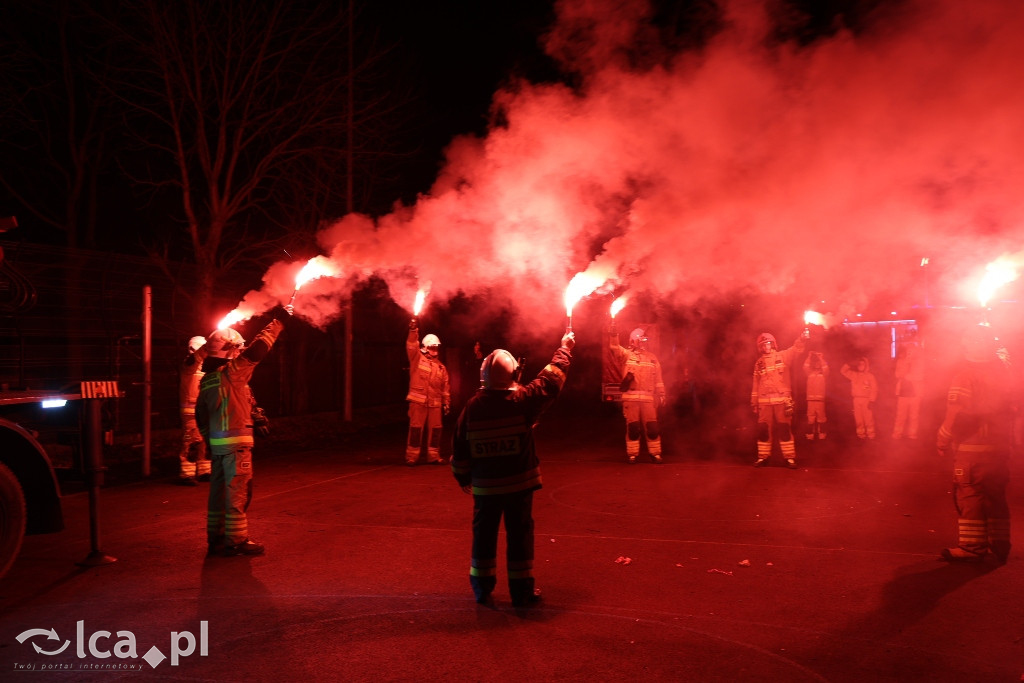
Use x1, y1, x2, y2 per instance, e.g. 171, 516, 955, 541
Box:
235, 0, 1024, 334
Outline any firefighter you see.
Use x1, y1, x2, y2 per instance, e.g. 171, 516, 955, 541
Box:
196, 318, 284, 557
936, 324, 1015, 563
751, 331, 807, 468
609, 324, 666, 463
177, 336, 211, 485
840, 357, 878, 439
892, 342, 924, 439
803, 351, 829, 440
451, 331, 574, 606
406, 319, 451, 465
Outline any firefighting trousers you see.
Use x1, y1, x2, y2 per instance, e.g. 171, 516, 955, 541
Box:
622, 400, 661, 458
805, 399, 827, 438
207, 446, 255, 546
407, 402, 443, 463
757, 403, 796, 461
952, 452, 1011, 558
179, 413, 210, 479
851, 397, 875, 439
469, 491, 535, 602
892, 396, 920, 439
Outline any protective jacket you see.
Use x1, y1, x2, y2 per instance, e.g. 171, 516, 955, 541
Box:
406, 328, 450, 408
197, 319, 283, 456
180, 346, 209, 417
751, 337, 806, 407
609, 335, 665, 404
840, 359, 878, 401
452, 346, 571, 495
803, 355, 829, 402
936, 359, 1015, 454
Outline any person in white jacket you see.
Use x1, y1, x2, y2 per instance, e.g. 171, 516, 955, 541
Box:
841, 357, 878, 439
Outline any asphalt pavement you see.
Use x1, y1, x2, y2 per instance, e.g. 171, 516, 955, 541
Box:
1, 407, 1022, 682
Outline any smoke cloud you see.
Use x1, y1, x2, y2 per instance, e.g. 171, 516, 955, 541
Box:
236, 0, 1024, 337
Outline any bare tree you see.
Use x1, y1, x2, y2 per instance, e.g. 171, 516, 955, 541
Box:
0, 2, 112, 248
105, 0, 405, 321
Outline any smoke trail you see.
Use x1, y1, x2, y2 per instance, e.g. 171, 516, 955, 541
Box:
238, 0, 1024, 335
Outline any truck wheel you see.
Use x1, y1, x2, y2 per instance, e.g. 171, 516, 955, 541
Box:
0, 461, 27, 580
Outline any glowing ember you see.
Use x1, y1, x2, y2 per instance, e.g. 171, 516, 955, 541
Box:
216, 309, 247, 330
564, 272, 603, 317
803, 311, 826, 327
977, 259, 1019, 307
610, 296, 628, 318
295, 256, 337, 290
413, 289, 427, 316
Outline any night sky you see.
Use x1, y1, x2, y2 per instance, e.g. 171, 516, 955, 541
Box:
2, 0, 1023, 342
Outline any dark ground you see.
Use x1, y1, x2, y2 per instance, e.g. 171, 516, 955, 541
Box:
1, 404, 1022, 682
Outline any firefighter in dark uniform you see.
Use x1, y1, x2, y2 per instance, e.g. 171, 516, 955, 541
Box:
936, 323, 1015, 563
451, 331, 575, 607
197, 318, 284, 557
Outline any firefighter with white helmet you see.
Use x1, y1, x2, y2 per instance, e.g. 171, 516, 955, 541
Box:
405, 319, 451, 465
751, 330, 806, 468
609, 323, 666, 463
177, 335, 211, 485
840, 356, 878, 439
452, 330, 575, 606
936, 323, 1015, 562
196, 318, 284, 557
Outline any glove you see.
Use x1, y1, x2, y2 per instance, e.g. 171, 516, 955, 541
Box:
251, 406, 270, 438
619, 372, 635, 392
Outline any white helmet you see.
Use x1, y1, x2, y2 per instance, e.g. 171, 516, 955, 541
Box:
187, 336, 206, 353
480, 349, 518, 390
629, 328, 648, 350
756, 332, 777, 353
207, 328, 245, 359
421, 333, 441, 357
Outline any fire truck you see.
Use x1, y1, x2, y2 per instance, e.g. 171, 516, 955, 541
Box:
0, 390, 73, 578
1, 383, 126, 584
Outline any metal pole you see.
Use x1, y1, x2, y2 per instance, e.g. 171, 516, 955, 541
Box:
343, 0, 354, 423
77, 399, 116, 567
142, 285, 152, 476
344, 305, 353, 421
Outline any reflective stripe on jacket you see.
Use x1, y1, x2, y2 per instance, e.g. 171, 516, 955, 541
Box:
452, 347, 570, 496
197, 319, 282, 456
406, 328, 450, 406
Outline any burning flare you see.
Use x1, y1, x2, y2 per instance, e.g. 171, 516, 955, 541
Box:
564, 272, 604, 317
295, 256, 338, 290
803, 311, 827, 328
977, 258, 1019, 307
216, 309, 247, 331
413, 289, 427, 317
610, 296, 628, 318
